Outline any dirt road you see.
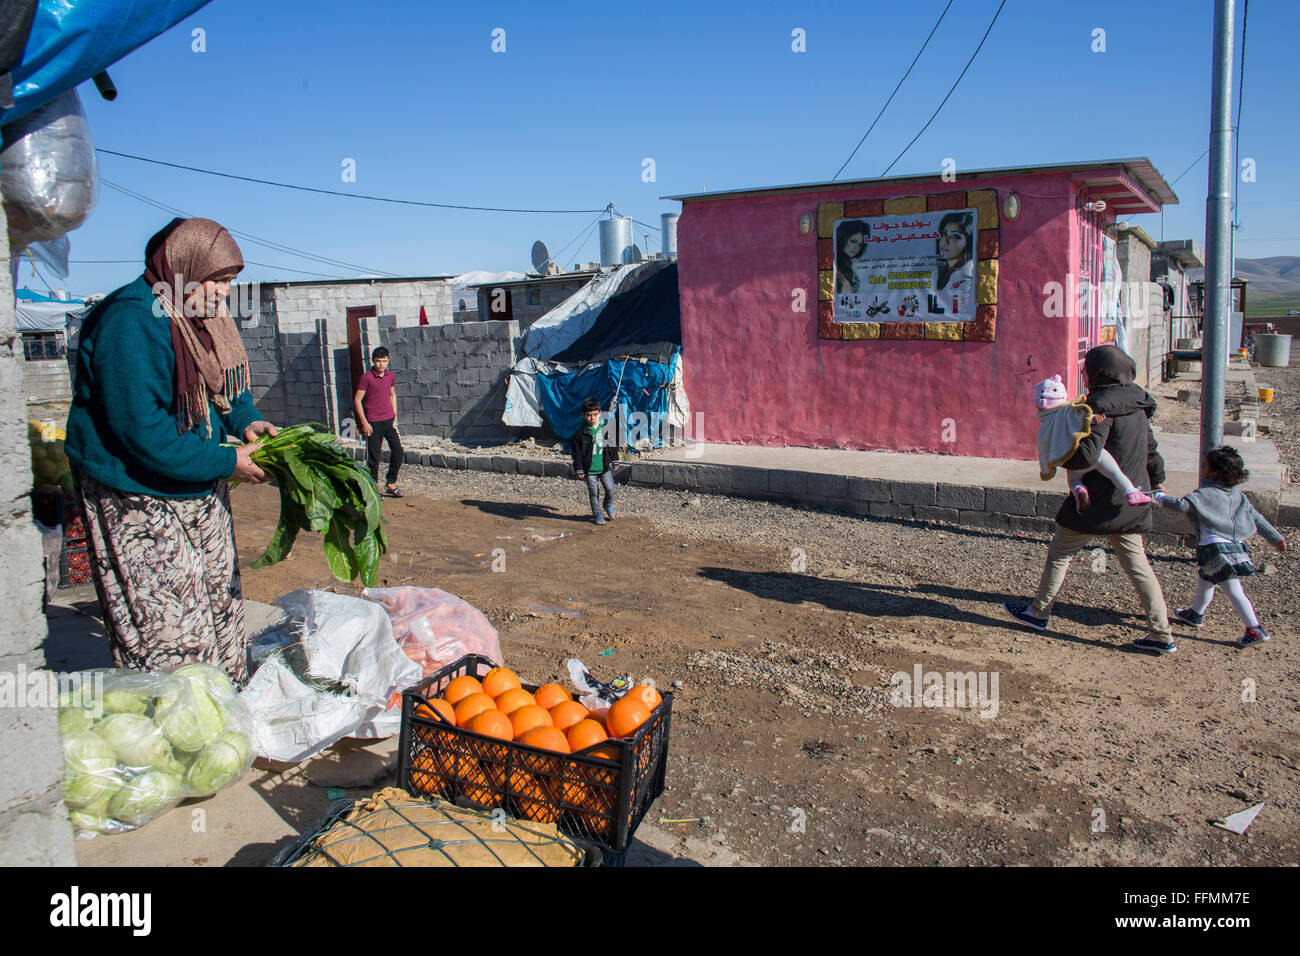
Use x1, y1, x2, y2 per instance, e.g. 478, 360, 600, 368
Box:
233, 463, 1299, 867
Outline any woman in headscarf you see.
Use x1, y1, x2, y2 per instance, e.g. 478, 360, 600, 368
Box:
65, 218, 277, 684
1004, 345, 1177, 654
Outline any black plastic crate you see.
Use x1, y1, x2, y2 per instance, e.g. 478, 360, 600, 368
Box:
58, 540, 92, 588
269, 795, 604, 867
397, 654, 672, 855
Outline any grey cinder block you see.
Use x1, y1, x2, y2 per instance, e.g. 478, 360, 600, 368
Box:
986, 487, 1039, 517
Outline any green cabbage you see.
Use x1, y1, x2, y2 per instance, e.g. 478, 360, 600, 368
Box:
185, 738, 246, 796
93, 713, 181, 774
154, 680, 225, 753
61, 731, 121, 810
102, 688, 150, 716
171, 662, 237, 703
69, 807, 111, 834
220, 730, 250, 767
59, 707, 96, 736
107, 770, 183, 827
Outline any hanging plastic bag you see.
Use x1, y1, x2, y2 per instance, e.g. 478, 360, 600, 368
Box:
1, 88, 98, 252
241, 590, 420, 762
59, 664, 255, 837
363, 586, 504, 682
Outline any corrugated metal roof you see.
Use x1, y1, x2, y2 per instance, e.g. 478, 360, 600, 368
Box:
663, 158, 1178, 208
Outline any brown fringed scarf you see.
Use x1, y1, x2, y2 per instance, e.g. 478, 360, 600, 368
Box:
144, 218, 251, 437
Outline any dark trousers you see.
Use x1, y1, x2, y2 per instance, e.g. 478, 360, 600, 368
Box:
366, 418, 403, 485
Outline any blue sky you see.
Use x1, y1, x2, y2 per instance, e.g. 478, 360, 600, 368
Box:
19, 0, 1300, 299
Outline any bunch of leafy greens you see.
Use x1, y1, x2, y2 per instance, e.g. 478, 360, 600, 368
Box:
235, 423, 387, 586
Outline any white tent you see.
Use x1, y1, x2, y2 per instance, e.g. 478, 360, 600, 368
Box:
15, 298, 87, 333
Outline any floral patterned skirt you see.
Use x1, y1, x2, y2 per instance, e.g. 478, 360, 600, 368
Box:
74, 470, 248, 684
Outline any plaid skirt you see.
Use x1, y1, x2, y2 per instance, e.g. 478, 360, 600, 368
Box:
1196, 541, 1256, 584
74, 470, 248, 684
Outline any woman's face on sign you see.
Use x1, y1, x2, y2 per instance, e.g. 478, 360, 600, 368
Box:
843, 232, 865, 258
939, 224, 967, 265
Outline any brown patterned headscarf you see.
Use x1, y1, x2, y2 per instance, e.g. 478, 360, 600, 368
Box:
144, 218, 251, 436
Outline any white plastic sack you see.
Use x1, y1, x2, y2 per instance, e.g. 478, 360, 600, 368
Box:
1, 89, 98, 252
240, 590, 420, 763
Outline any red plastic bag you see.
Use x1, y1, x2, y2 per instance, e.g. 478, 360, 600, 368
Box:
363, 588, 504, 701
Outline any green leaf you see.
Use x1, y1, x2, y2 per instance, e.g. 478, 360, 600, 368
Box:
354, 533, 380, 587
251, 486, 302, 569
322, 518, 359, 582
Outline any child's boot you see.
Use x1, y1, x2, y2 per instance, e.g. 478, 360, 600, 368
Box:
1071, 484, 1090, 511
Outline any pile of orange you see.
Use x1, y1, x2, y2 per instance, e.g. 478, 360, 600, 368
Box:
408, 667, 665, 837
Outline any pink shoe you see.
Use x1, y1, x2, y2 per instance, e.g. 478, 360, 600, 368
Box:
1071, 484, 1090, 511
1125, 490, 1153, 505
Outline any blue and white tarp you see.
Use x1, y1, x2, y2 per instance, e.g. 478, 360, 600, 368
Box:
2, 0, 214, 126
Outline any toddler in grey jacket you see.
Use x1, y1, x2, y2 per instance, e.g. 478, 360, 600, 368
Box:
1154, 447, 1287, 647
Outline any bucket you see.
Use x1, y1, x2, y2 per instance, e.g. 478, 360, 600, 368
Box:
1258, 386, 1274, 403
1254, 333, 1292, 367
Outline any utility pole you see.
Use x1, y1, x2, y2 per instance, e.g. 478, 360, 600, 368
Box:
1201, 0, 1235, 460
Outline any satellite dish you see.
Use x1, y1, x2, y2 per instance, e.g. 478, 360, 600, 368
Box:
531, 240, 554, 275
629, 244, 643, 263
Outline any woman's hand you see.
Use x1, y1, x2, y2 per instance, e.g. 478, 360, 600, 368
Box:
232, 443, 267, 483
243, 420, 278, 443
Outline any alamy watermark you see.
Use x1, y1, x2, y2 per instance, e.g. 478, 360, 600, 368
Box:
0, 665, 104, 713
889, 664, 999, 718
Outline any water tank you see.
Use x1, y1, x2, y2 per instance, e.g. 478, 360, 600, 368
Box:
599, 217, 634, 266
661, 213, 679, 259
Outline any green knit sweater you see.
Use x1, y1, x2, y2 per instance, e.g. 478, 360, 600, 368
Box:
65, 276, 262, 498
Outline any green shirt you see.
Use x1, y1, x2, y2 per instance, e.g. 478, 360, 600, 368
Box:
587, 422, 604, 475
65, 276, 262, 498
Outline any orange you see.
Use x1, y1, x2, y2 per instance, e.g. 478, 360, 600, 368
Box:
514, 773, 561, 823
590, 744, 620, 762
533, 682, 571, 710
444, 675, 484, 706
454, 692, 496, 727
625, 683, 663, 712
566, 719, 608, 752
481, 667, 521, 699
415, 698, 455, 724
494, 687, 535, 716
519, 726, 571, 752
467, 709, 513, 741
606, 696, 651, 738
549, 700, 590, 733
510, 704, 553, 740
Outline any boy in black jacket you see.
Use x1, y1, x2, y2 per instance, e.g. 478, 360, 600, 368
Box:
572, 397, 619, 525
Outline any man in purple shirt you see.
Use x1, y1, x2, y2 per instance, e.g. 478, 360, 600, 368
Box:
354, 346, 404, 496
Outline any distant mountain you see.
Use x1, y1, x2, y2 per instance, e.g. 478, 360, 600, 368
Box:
1188, 256, 1300, 297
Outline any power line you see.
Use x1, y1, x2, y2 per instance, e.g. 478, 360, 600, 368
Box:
552, 212, 607, 266
833, 0, 955, 181
96, 148, 608, 215
880, 0, 1008, 178
100, 177, 399, 277
71, 257, 350, 279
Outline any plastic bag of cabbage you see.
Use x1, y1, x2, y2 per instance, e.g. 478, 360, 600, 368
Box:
59, 663, 254, 836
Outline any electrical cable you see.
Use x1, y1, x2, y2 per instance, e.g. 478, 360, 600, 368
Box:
832, 0, 955, 180
880, 0, 1007, 178
100, 177, 399, 277
96, 148, 608, 214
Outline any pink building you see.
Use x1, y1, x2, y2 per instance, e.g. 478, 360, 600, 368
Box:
668, 159, 1176, 460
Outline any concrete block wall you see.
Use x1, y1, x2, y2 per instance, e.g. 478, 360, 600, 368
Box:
236, 314, 284, 425
0, 202, 77, 864
379, 319, 520, 443
476, 276, 592, 331
22, 360, 72, 403
276, 331, 329, 425
271, 280, 454, 337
